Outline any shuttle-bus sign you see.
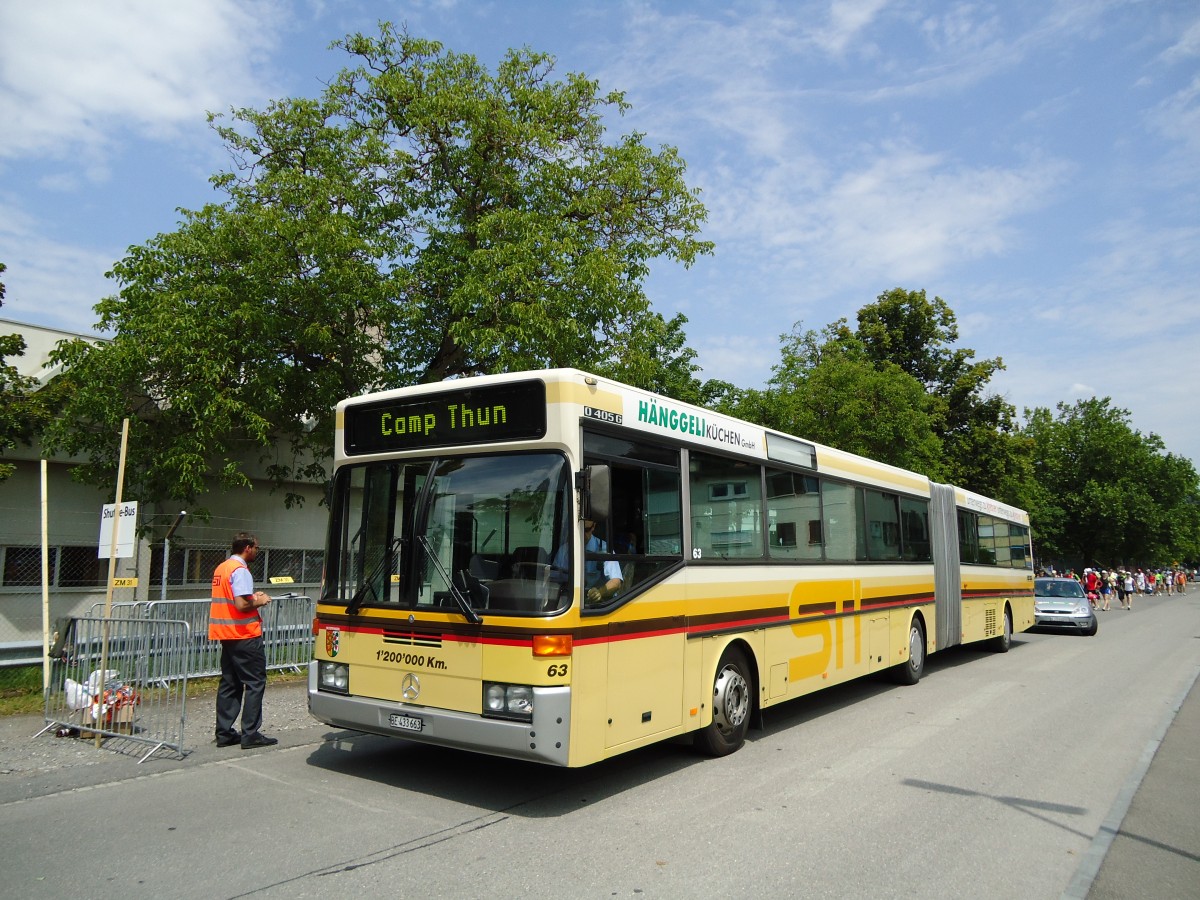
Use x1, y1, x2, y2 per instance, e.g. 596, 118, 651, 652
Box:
98, 501, 138, 559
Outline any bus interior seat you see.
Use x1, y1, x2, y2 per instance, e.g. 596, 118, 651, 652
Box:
469, 554, 501, 580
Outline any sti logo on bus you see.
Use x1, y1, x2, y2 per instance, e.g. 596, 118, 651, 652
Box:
344, 380, 547, 455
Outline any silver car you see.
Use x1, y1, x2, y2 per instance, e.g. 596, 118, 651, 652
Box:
1034, 577, 1098, 636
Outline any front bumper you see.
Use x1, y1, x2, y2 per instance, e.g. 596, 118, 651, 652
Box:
1034, 612, 1097, 632
306, 663, 572, 765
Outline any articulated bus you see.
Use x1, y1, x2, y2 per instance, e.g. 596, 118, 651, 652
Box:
308, 369, 1034, 766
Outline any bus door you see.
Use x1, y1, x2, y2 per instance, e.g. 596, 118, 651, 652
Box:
580, 433, 687, 749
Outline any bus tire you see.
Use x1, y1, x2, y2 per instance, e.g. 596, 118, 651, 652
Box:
890, 618, 926, 685
694, 646, 752, 757
989, 607, 1012, 653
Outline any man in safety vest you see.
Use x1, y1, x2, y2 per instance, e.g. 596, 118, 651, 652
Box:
209, 533, 277, 748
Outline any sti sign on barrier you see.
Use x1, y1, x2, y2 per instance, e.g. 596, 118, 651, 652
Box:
98, 501, 138, 559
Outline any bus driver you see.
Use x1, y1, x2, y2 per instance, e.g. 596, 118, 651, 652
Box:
552, 519, 623, 604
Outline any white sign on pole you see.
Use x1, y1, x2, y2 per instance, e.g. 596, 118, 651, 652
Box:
98, 501, 138, 559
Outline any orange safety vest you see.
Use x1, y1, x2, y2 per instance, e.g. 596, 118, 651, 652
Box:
208, 556, 262, 640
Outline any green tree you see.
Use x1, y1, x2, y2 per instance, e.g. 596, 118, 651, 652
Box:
0, 263, 60, 481
736, 322, 946, 477
1024, 398, 1200, 567
47, 26, 712, 511
854, 288, 1030, 502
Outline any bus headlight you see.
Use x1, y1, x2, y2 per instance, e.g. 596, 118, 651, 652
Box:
318, 661, 349, 694
483, 682, 533, 721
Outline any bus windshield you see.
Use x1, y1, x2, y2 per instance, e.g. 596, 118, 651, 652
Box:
323, 452, 573, 617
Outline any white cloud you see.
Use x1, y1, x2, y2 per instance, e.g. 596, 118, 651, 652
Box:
699, 143, 1071, 300
976, 203, 1200, 463
0, 233, 114, 334
918, 2, 1003, 54
694, 331, 781, 386
820, 149, 1070, 279
0, 0, 285, 162
812, 0, 891, 56
999, 324, 1200, 462
1146, 74, 1200, 155
1159, 16, 1200, 65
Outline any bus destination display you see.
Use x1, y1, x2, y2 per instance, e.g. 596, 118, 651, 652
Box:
344, 380, 547, 455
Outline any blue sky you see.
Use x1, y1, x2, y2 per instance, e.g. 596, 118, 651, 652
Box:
2, 1, 1198, 465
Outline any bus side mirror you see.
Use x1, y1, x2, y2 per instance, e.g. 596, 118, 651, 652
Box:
579, 464, 611, 523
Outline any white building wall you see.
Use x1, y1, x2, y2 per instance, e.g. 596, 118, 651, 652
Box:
0, 320, 329, 659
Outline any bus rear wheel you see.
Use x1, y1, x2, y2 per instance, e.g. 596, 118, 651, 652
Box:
890, 618, 926, 685
694, 646, 752, 757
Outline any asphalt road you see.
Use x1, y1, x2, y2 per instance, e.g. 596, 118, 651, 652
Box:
1, 592, 1197, 899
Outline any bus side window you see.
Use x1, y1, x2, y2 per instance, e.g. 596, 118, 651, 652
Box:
689, 451, 764, 560
766, 470, 822, 561
581, 432, 684, 605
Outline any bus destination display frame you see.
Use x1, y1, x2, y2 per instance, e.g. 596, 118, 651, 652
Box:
344, 379, 547, 455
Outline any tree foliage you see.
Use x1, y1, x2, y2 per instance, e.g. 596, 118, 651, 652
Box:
854, 288, 1030, 502
737, 300, 1199, 567
1023, 398, 1200, 566
734, 289, 1031, 502
45, 26, 712, 511
735, 322, 946, 477
0, 263, 61, 481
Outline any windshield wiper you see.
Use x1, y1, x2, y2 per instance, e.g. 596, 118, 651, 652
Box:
418, 535, 482, 625
346, 537, 402, 616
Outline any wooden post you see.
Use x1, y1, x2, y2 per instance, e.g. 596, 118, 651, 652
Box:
95, 418, 130, 747
40, 460, 50, 694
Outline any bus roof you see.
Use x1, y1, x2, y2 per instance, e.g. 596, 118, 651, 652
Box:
338, 368, 1028, 522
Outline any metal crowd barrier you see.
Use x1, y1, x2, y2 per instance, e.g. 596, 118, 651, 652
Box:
86, 600, 148, 619
38, 615, 190, 763
146, 599, 223, 678
76, 595, 316, 682
144, 594, 315, 678
260, 593, 317, 672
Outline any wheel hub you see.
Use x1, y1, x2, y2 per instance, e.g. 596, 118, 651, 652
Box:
712, 664, 749, 733
909, 626, 924, 669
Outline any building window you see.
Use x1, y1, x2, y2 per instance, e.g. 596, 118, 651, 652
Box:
56, 546, 108, 587
149, 546, 325, 586
2, 547, 46, 586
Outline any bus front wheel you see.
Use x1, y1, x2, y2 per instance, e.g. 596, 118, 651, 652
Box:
694, 646, 752, 757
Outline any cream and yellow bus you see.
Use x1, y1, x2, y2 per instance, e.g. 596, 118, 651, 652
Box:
308, 369, 1034, 766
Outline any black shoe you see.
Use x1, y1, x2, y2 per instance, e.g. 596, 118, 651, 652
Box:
241, 733, 279, 749
215, 733, 241, 748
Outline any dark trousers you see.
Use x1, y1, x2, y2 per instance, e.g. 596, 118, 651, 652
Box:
215, 635, 267, 741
